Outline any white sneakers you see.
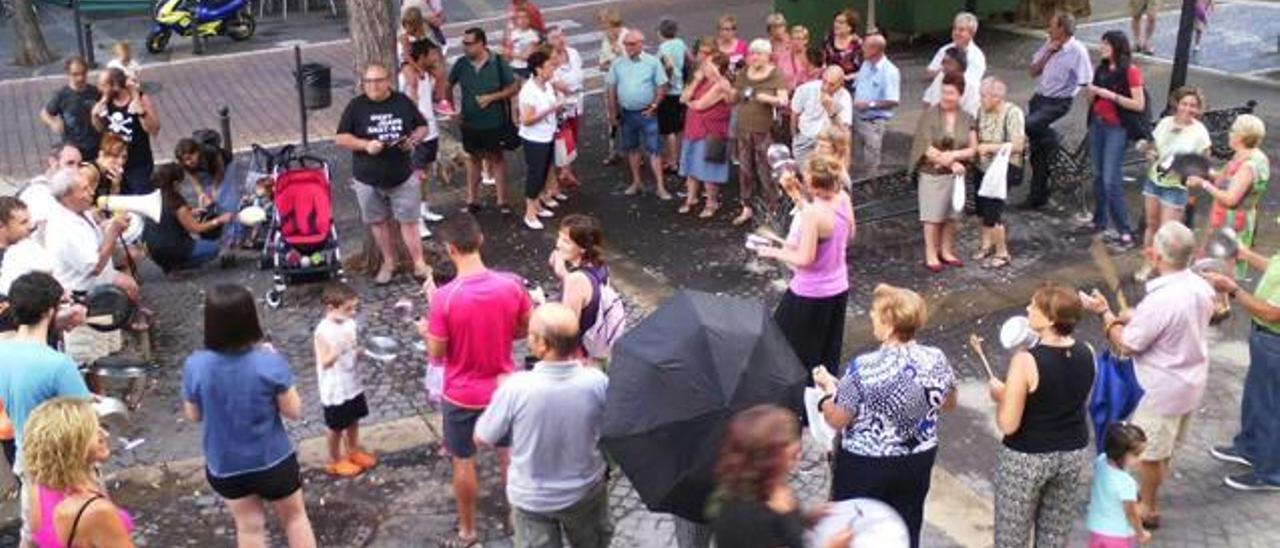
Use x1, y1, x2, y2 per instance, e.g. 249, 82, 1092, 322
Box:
420, 203, 444, 223
523, 217, 544, 230
418, 218, 432, 239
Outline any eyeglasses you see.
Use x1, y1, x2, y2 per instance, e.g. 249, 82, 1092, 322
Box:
69, 71, 87, 77
720, 26, 736, 31
362, 77, 389, 83
623, 41, 642, 46
462, 40, 479, 46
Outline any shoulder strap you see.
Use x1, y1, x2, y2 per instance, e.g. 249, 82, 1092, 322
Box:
65, 494, 105, 548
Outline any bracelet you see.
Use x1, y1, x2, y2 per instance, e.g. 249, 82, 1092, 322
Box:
817, 394, 834, 411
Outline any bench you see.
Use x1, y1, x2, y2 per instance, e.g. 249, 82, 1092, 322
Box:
1049, 101, 1258, 215
76, 0, 155, 15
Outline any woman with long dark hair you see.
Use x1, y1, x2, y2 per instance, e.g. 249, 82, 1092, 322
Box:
712, 404, 852, 548
1087, 30, 1146, 252
142, 164, 230, 273
822, 9, 862, 93
181, 284, 316, 548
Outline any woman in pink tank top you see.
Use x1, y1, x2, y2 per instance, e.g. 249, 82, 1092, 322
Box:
22, 398, 135, 547
755, 155, 855, 378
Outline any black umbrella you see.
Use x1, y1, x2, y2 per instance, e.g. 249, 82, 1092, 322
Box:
601, 290, 808, 523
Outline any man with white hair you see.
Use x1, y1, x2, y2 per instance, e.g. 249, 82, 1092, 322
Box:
923, 12, 985, 115
852, 34, 899, 173
1081, 221, 1216, 529
44, 165, 136, 299
606, 29, 671, 199
790, 65, 852, 166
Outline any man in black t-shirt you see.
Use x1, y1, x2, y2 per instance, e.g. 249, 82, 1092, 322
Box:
39, 57, 102, 161
336, 63, 431, 285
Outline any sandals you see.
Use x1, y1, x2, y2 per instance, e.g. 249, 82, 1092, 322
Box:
732, 207, 753, 226
971, 247, 993, 261
373, 268, 394, 286
678, 201, 696, 214
984, 255, 1012, 269
699, 203, 720, 219
442, 533, 479, 548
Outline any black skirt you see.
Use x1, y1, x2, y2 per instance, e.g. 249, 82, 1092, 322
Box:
773, 289, 849, 377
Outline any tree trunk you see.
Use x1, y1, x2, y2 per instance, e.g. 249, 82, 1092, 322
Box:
11, 0, 54, 67
343, 0, 403, 276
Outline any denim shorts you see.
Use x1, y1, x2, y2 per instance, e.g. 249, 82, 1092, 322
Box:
1142, 179, 1188, 209
619, 110, 661, 155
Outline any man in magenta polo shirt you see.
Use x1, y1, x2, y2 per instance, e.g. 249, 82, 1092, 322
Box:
1081, 222, 1216, 530
423, 213, 532, 546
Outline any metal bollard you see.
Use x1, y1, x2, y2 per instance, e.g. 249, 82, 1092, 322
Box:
83, 23, 97, 67
218, 106, 233, 153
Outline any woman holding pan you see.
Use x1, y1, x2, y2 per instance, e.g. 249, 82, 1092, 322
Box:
986, 283, 1095, 548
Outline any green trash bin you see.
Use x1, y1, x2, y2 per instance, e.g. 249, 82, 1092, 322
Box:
772, 0, 860, 41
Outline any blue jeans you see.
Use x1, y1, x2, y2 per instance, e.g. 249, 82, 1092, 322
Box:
1089, 119, 1132, 234
186, 238, 221, 268
1233, 326, 1280, 483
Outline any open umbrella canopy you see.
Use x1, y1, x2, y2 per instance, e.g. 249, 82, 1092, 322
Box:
602, 290, 808, 522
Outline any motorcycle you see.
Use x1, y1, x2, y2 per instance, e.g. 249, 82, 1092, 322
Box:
146, 0, 256, 54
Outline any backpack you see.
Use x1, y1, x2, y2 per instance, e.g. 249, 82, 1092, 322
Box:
581, 268, 626, 359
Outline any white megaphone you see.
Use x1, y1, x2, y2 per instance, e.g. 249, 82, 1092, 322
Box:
97, 190, 162, 224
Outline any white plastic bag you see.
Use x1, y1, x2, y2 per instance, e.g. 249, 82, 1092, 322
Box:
424, 360, 444, 405
951, 173, 966, 213
804, 387, 836, 453
978, 144, 1013, 200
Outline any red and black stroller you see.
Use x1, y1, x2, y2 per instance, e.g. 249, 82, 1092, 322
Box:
262, 155, 346, 308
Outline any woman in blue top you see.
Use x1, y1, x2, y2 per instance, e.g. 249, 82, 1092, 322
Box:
815, 283, 957, 548
181, 284, 316, 548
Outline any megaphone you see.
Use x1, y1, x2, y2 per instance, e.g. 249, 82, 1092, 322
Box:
97, 190, 162, 224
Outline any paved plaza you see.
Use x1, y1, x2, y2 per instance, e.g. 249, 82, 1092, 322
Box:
1, 0, 1280, 546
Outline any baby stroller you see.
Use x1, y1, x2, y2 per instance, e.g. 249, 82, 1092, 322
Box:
262, 154, 346, 308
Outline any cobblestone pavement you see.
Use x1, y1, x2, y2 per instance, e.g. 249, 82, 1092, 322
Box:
3, 0, 1280, 545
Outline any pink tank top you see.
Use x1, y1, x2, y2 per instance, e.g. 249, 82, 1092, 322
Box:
788, 200, 853, 298
34, 485, 135, 548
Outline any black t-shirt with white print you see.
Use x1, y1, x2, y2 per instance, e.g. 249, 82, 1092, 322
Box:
336, 91, 426, 188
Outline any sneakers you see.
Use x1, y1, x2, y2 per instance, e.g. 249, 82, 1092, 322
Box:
434, 100, 457, 118
1210, 445, 1253, 467
523, 217, 544, 230
420, 204, 444, 223
418, 218, 433, 239
536, 209, 554, 218
349, 450, 378, 469
481, 173, 497, 186
1224, 473, 1280, 492
1107, 233, 1138, 253
326, 459, 362, 478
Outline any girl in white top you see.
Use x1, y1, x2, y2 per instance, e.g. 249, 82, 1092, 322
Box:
518, 51, 564, 230
506, 7, 541, 77
549, 26, 584, 188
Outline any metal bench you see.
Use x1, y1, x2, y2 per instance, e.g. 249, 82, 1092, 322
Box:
72, 0, 158, 65
1050, 101, 1258, 215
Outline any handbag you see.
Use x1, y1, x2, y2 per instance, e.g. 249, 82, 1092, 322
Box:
703, 135, 728, 163
770, 106, 792, 146
491, 53, 522, 151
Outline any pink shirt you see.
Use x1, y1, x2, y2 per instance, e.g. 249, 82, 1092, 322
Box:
428, 270, 532, 408
1119, 269, 1216, 415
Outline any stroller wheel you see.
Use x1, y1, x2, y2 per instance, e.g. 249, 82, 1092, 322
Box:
265, 290, 283, 309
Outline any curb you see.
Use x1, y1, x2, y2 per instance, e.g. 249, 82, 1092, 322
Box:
988, 23, 1280, 92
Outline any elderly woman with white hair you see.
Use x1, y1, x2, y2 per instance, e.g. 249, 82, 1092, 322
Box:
728, 38, 789, 226
972, 76, 1025, 269
1188, 114, 1270, 278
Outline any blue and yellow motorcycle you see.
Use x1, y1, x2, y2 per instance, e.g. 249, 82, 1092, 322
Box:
145, 0, 255, 53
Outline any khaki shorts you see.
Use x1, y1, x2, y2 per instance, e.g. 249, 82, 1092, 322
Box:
1130, 0, 1161, 17
1131, 403, 1193, 461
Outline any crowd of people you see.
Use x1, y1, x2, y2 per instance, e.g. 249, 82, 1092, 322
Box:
0, 1, 1276, 548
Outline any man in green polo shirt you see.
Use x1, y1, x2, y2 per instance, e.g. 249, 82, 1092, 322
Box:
449, 27, 519, 213
1202, 245, 1280, 492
